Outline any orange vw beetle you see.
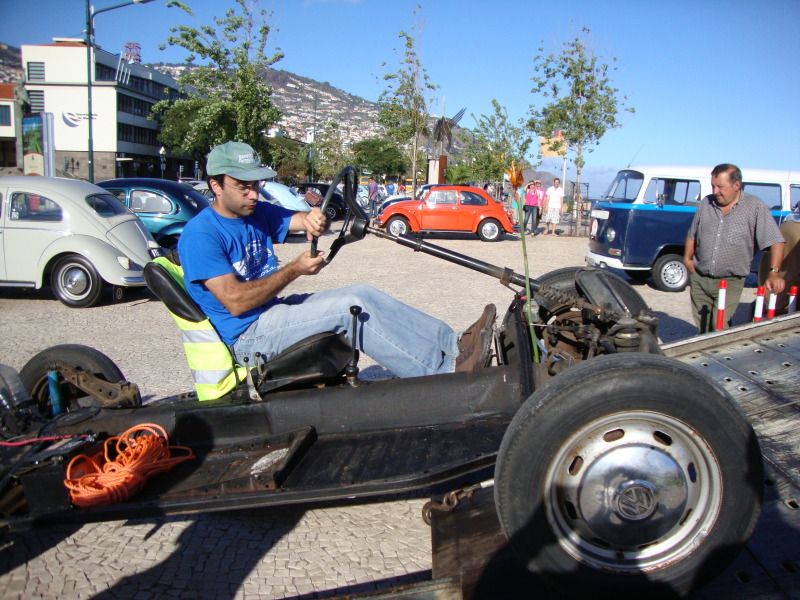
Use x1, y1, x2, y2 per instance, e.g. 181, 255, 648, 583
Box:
376, 184, 516, 242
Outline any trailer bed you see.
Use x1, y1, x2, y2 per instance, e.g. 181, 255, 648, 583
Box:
338, 314, 800, 599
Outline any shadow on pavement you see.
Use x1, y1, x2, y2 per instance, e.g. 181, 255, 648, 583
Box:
90, 507, 306, 600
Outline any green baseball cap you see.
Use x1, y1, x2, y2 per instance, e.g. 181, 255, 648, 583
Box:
206, 141, 277, 181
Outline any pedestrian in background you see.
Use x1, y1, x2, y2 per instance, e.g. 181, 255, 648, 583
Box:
523, 180, 543, 235
542, 178, 564, 236
683, 163, 785, 333
532, 180, 545, 233
368, 176, 379, 218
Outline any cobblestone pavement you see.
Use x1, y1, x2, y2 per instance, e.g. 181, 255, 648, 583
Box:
0, 229, 761, 599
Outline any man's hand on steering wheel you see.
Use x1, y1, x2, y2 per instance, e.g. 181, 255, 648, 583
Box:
309, 166, 370, 263
303, 207, 330, 243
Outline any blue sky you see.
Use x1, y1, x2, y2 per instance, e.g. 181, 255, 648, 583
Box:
2, 0, 799, 193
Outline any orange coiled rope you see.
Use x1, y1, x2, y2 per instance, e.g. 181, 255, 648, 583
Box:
64, 423, 194, 508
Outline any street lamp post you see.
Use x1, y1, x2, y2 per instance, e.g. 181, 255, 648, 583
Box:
85, 0, 155, 183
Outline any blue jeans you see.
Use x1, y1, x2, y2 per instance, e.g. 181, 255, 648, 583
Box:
233, 283, 458, 378
523, 206, 539, 233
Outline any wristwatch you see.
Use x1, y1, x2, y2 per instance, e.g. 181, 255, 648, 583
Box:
768, 267, 780, 273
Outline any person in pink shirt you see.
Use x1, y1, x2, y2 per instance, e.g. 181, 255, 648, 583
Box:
522, 180, 544, 235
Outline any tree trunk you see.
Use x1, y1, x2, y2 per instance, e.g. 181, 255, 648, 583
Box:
572, 168, 582, 236
411, 133, 420, 199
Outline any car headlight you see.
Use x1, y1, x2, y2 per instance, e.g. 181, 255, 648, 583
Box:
606, 227, 616, 243
117, 256, 133, 270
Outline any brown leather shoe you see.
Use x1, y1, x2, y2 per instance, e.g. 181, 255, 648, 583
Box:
455, 304, 496, 372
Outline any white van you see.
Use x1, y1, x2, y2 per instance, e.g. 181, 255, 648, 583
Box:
585, 165, 800, 291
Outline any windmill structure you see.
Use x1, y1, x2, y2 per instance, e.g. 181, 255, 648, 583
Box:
432, 106, 466, 154
430, 105, 465, 183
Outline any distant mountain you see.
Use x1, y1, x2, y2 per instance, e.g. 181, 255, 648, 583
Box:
0, 43, 23, 83
0, 42, 468, 156
262, 68, 383, 143
151, 64, 469, 152
151, 64, 383, 144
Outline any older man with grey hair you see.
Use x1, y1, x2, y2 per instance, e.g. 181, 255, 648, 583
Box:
683, 163, 785, 333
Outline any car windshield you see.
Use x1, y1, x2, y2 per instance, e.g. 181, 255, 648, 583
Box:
85, 193, 131, 217
601, 170, 644, 203
175, 188, 211, 211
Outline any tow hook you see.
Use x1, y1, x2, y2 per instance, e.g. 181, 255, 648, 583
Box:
422, 479, 494, 526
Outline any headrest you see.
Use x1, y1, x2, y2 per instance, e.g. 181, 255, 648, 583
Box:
144, 260, 207, 323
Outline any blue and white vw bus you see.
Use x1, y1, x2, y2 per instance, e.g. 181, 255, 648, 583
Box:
585, 165, 800, 291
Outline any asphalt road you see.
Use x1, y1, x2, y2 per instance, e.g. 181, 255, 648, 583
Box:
0, 229, 761, 599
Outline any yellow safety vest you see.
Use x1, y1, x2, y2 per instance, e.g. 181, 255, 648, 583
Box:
153, 257, 246, 401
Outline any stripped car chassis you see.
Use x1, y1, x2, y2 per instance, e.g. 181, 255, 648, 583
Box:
0, 167, 765, 599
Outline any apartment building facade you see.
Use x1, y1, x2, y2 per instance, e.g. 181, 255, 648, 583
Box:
0, 83, 23, 168
21, 38, 191, 181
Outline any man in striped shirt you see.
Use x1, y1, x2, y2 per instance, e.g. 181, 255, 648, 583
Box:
683, 163, 785, 333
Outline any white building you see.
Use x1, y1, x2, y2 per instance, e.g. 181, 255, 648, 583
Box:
0, 83, 19, 167
21, 38, 189, 181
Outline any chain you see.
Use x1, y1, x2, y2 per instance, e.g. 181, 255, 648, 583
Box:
421, 479, 494, 526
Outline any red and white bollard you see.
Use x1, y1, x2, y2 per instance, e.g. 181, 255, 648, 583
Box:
788, 286, 798, 314
716, 279, 727, 330
753, 286, 765, 322
766, 292, 778, 319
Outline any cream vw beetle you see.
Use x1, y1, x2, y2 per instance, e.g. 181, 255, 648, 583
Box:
0, 177, 160, 307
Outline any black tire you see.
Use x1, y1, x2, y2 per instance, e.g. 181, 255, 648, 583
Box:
50, 255, 104, 308
386, 216, 410, 237
625, 269, 651, 282
324, 203, 340, 221
536, 266, 650, 316
477, 218, 503, 242
652, 254, 689, 292
19, 344, 126, 417
495, 353, 762, 599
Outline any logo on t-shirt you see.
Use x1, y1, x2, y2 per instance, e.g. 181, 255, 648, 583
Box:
232, 239, 276, 281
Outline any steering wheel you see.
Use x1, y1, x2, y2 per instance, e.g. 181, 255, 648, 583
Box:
310, 166, 371, 264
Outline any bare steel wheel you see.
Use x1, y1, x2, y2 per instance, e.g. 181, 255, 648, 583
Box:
544, 410, 722, 569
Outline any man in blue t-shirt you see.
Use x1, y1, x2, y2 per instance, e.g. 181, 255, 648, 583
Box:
178, 141, 495, 378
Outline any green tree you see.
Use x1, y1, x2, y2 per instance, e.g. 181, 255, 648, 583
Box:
313, 122, 355, 181
268, 136, 306, 184
528, 27, 633, 233
444, 162, 472, 185
351, 138, 407, 181
377, 6, 438, 197
153, 0, 283, 171
461, 99, 533, 186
